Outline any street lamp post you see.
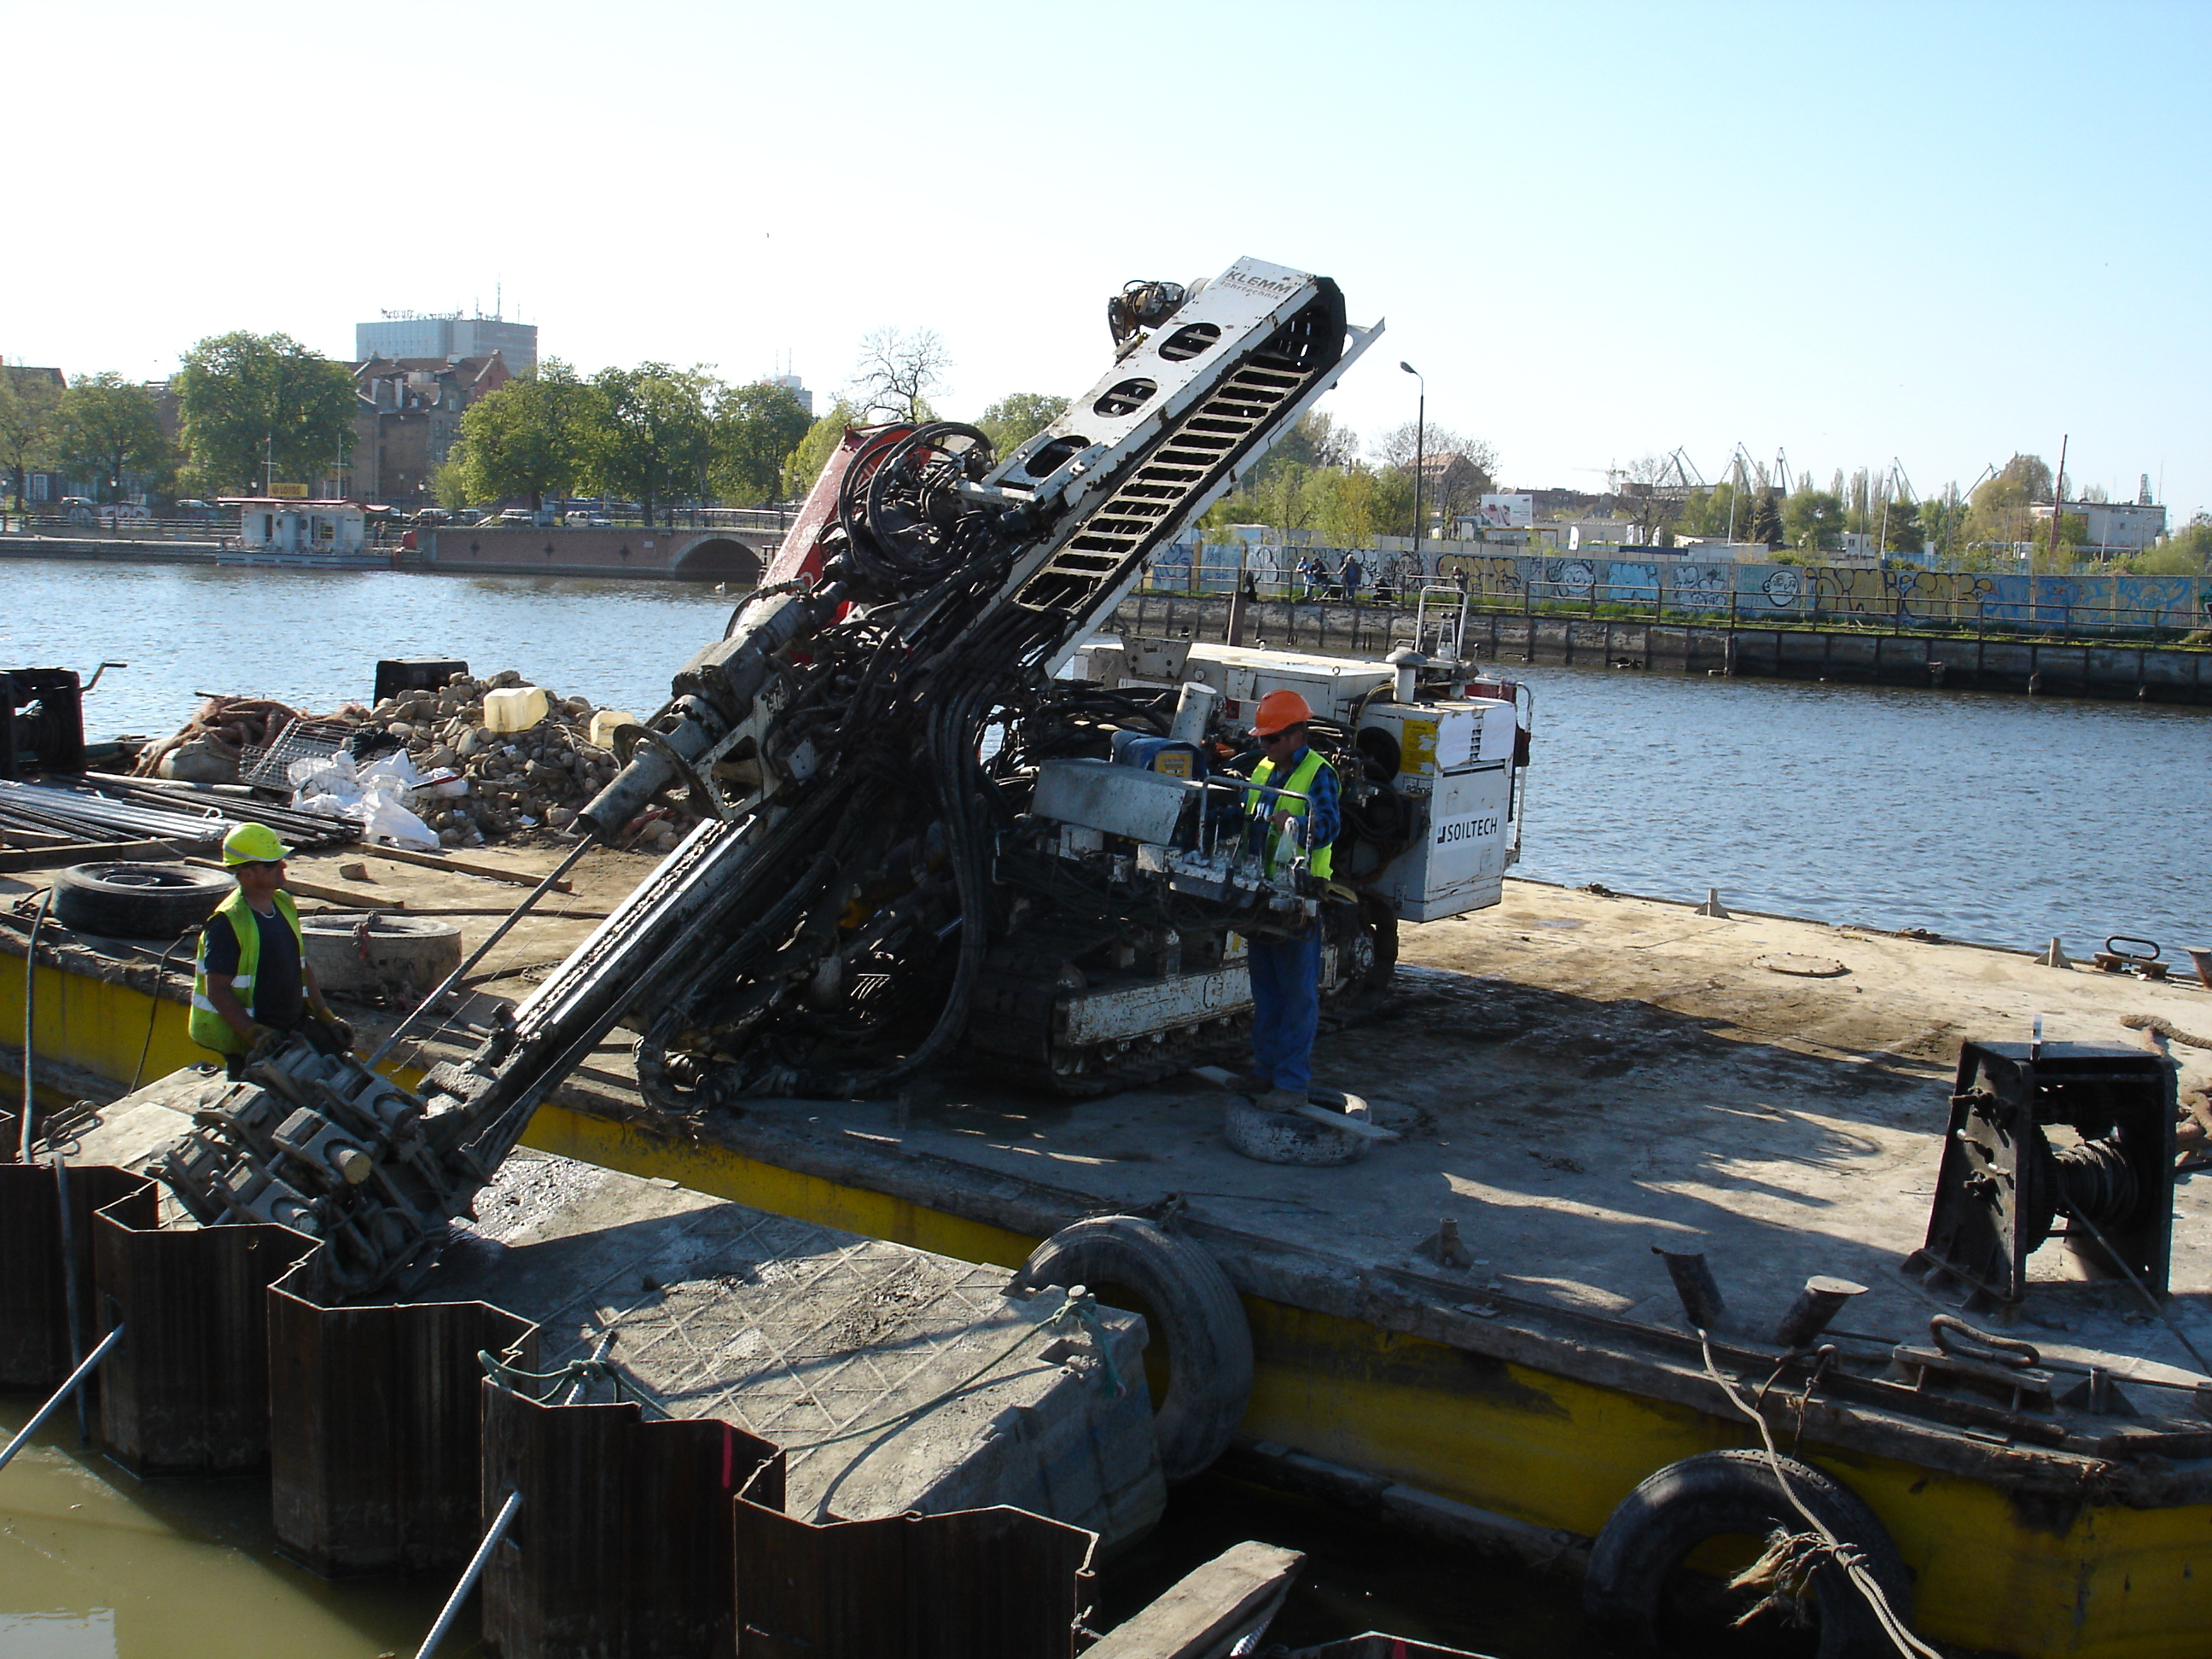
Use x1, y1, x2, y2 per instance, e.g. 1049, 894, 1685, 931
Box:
1400, 361, 1425, 567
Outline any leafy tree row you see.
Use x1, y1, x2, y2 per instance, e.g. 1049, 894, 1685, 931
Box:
442, 361, 812, 521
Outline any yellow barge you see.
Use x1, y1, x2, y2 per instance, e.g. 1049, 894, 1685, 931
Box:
8, 846, 2211, 1657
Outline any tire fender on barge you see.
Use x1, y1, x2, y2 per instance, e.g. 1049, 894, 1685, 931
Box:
1584, 1448, 1915, 1656
1012, 1214, 1253, 1484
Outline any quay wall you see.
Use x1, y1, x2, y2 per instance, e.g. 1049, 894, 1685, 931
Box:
416, 525, 777, 581
0, 527, 779, 581
1109, 590, 2212, 705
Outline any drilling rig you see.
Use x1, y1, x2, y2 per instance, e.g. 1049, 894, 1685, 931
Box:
150, 258, 1533, 1294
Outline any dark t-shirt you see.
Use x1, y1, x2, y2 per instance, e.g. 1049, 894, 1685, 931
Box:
201, 904, 306, 1029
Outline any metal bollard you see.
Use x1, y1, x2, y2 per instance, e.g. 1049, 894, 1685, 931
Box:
1652, 1248, 1727, 1332
1773, 1276, 1867, 1349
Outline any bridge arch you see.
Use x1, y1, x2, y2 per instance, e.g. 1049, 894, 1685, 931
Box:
671, 535, 766, 583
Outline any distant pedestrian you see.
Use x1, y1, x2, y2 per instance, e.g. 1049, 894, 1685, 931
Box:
1338, 553, 1364, 604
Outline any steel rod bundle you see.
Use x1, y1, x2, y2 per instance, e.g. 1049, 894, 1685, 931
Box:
0, 777, 355, 852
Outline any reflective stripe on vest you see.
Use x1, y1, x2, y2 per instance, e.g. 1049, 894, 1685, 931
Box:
1245, 748, 1334, 880
189, 888, 303, 1055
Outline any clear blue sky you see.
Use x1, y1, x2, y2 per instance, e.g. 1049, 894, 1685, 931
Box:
12, 0, 2207, 519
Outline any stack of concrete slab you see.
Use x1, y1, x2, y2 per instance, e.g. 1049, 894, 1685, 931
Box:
422, 1150, 1166, 1549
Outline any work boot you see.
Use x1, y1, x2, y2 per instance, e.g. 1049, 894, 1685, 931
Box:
1225, 1071, 1274, 1095
1257, 1086, 1309, 1114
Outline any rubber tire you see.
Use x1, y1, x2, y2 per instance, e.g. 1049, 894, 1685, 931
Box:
1010, 1215, 1253, 1484
1584, 1449, 1914, 1657
1222, 1091, 1372, 1167
51, 861, 231, 939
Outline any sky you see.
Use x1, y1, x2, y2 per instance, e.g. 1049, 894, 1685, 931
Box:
9, 0, 2208, 519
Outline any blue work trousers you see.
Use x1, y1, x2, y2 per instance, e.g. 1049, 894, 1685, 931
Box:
1247, 929, 1322, 1096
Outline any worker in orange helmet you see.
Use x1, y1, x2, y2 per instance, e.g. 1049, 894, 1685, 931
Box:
1240, 689, 1339, 1113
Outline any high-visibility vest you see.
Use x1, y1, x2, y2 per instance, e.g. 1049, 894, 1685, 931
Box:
189, 888, 304, 1056
1246, 748, 1334, 879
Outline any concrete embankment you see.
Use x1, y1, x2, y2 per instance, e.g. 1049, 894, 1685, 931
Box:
1111, 590, 2212, 705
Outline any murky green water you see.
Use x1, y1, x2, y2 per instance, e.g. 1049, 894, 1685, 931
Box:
0, 1416, 458, 1658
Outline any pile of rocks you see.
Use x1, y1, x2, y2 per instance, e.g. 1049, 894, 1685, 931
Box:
363, 669, 690, 852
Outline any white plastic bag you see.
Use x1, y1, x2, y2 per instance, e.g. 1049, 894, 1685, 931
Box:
359, 784, 440, 851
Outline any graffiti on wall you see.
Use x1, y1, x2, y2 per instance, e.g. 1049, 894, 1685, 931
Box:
1410, 550, 2198, 628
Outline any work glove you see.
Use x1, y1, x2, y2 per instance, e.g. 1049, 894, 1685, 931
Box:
317, 1012, 356, 1051
244, 1023, 280, 1054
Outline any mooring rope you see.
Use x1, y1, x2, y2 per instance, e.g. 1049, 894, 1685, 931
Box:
1697, 1331, 1943, 1659
2122, 1013, 2212, 1051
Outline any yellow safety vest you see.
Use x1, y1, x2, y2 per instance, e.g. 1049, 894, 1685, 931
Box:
189, 888, 304, 1056
1245, 748, 1334, 880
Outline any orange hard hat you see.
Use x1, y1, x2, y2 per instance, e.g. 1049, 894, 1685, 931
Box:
1251, 688, 1313, 736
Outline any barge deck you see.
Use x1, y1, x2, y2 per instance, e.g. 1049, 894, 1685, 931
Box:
7, 844, 2211, 1656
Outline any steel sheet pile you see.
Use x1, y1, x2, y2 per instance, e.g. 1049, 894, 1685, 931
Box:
0, 776, 357, 854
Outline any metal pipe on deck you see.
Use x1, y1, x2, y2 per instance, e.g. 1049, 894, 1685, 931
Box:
366, 835, 597, 1070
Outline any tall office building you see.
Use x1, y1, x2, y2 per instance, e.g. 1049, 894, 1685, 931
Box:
355, 311, 538, 375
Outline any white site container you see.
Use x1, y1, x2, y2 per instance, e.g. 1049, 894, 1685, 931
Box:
587, 708, 637, 749
484, 684, 550, 733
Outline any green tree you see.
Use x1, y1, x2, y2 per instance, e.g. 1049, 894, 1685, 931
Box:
975, 393, 1069, 461
585, 363, 719, 523
1310, 463, 1388, 547
712, 381, 813, 504
1960, 453, 2052, 556
1748, 488, 1784, 549
780, 400, 860, 498
1880, 494, 1924, 555
56, 374, 171, 502
450, 360, 597, 510
2116, 514, 2210, 574
1781, 486, 1845, 550
1920, 486, 1968, 561
175, 332, 354, 496
1674, 483, 1739, 539
0, 368, 62, 514
1245, 459, 1314, 535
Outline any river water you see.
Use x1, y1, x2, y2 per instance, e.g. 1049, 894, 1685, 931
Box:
3, 557, 2208, 1656
10, 559, 2205, 953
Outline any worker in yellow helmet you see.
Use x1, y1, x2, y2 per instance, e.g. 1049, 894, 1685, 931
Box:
1240, 689, 1338, 1113
189, 823, 352, 1075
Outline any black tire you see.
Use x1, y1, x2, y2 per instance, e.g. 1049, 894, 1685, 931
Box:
1585, 1449, 1914, 1657
1010, 1215, 1253, 1483
52, 861, 231, 940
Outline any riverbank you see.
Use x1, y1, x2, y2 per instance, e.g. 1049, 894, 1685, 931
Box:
1112, 590, 2212, 704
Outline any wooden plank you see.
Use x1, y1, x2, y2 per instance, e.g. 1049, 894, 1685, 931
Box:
1083, 1541, 1303, 1659
0, 838, 187, 872
183, 858, 404, 909
355, 844, 571, 892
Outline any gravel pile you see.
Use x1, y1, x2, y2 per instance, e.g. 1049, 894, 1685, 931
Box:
364, 670, 690, 851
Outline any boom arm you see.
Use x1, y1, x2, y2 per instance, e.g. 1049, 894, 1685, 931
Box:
152, 259, 1382, 1295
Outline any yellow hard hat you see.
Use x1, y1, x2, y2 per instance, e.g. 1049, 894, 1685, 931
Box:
222, 823, 294, 865
1251, 688, 1314, 736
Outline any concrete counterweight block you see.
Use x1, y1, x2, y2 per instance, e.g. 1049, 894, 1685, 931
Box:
93, 1203, 317, 1476
267, 1255, 538, 1575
